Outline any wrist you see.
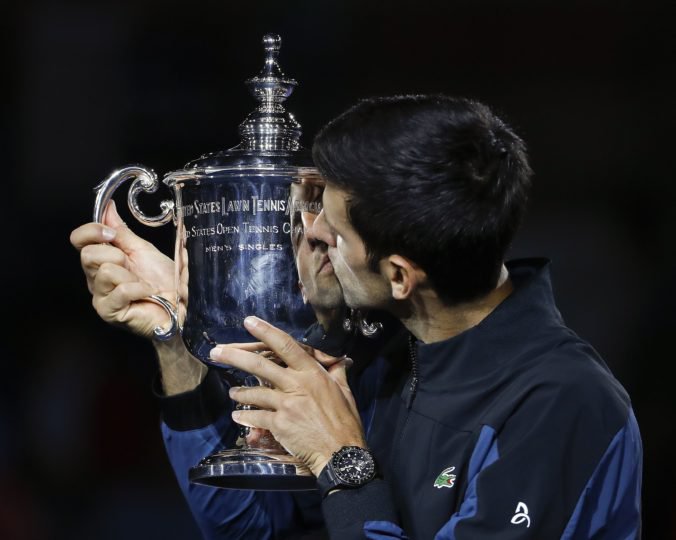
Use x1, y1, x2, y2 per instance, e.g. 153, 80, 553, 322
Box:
151, 334, 186, 355
310, 455, 332, 478
154, 336, 208, 395
310, 438, 367, 477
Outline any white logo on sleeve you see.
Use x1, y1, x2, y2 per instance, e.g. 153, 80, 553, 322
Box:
510, 502, 531, 528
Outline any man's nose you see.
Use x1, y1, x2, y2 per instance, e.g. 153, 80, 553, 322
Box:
301, 212, 324, 250
310, 209, 336, 247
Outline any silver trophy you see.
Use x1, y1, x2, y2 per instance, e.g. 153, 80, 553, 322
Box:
92, 34, 324, 490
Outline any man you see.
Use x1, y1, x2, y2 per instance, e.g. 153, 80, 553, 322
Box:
208, 95, 642, 538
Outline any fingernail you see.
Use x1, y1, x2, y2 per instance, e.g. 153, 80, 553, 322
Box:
228, 387, 240, 398
342, 356, 354, 368
209, 347, 223, 360
101, 226, 116, 241
244, 316, 259, 329
231, 411, 241, 422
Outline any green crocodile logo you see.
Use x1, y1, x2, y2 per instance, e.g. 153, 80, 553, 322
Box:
433, 466, 457, 489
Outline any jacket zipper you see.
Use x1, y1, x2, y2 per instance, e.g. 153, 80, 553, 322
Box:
406, 334, 419, 409
396, 335, 419, 449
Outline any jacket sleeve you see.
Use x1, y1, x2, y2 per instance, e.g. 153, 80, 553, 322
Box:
159, 369, 309, 540
321, 479, 404, 539
321, 379, 642, 540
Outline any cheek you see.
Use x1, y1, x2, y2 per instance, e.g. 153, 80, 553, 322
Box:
333, 243, 353, 275
327, 246, 347, 279
337, 236, 369, 274
335, 237, 351, 265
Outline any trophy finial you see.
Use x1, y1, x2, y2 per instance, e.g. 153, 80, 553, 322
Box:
261, 34, 283, 78
263, 33, 281, 48
263, 34, 281, 53
238, 33, 302, 152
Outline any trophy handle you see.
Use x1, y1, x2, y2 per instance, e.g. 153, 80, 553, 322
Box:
93, 164, 179, 341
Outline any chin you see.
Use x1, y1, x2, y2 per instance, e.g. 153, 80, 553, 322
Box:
345, 290, 390, 311
344, 294, 368, 310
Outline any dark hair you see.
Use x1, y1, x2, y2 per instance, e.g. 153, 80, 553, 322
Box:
312, 95, 532, 305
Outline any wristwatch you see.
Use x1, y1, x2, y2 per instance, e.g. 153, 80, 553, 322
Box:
316, 445, 377, 498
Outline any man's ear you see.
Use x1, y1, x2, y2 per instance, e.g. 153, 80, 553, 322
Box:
380, 254, 426, 300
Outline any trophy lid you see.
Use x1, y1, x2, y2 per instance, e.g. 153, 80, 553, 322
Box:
185, 33, 311, 170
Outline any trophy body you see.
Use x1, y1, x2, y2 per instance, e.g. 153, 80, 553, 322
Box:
92, 34, 321, 490
172, 158, 318, 363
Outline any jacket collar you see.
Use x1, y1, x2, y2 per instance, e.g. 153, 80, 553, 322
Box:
412, 258, 566, 389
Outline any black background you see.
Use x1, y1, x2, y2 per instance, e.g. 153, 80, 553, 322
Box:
4, 0, 675, 538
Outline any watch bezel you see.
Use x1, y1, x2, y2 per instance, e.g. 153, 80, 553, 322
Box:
329, 445, 376, 487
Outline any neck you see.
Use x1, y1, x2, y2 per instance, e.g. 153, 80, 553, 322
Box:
401, 265, 513, 343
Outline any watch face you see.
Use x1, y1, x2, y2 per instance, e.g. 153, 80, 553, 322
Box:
331, 447, 376, 486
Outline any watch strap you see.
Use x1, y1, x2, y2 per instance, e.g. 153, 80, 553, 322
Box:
317, 460, 342, 499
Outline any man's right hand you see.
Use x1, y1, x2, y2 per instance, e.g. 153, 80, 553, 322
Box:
70, 200, 176, 340
70, 200, 207, 395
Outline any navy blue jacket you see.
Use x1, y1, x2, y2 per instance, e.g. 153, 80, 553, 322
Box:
161, 259, 642, 539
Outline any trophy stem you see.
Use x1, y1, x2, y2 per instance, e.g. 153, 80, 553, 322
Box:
188, 369, 316, 490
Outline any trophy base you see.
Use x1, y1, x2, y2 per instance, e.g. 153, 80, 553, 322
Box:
189, 448, 317, 491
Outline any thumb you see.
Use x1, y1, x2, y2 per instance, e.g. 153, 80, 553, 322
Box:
103, 199, 126, 229
103, 200, 154, 252
313, 349, 354, 370
326, 359, 358, 415
326, 357, 352, 388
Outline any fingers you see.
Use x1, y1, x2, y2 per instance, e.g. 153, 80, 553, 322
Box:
71, 200, 156, 255
326, 358, 351, 388
102, 199, 125, 229
325, 359, 359, 416
91, 263, 156, 318
109, 220, 157, 255
231, 408, 274, 431
223, 327, 352, 372
98, 281, 156, 315
81, 244, 127, 272
242, 317, 318, 372
209, 346, 292, 388
80, 244, 128, 290
229, 385, 279, 411
94, 263, 144, 296
225, 341, 284, 365
244, 428, 285, 452
314, 349, 354, 370
221, 342, 283, 364
295, 342, 354, 371
221, 341, 267, 352
70, 222, 117, 251
70, 201, 123, 250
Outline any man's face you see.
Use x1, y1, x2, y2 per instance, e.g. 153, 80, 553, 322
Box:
290, 181, 343, 311
312, 184, 392, 309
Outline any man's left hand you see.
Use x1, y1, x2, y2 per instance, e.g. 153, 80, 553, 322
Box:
209, 316, 367, 476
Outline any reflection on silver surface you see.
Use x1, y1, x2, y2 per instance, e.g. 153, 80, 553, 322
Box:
189, 448, 315, 491
343, 309, 384, 338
